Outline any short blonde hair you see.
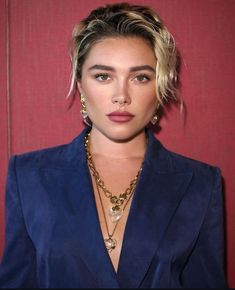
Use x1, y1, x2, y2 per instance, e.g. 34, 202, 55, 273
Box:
68, 2, 179, 105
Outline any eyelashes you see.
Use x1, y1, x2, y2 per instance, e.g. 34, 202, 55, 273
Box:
135, 74, 151, 82
94, 73, 110, 81
94, 73, 152, 83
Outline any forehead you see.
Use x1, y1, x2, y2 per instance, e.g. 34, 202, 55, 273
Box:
83, 36, 156, 69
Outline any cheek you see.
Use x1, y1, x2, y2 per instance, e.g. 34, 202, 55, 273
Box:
80, 84, 100, 110
140, 92, 158, 114
84, 91, 108, 114
134, 82, 157, 107
80, 80, 110, 110
145, 100, 158, 117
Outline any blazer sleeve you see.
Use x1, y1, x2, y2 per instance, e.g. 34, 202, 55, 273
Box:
0, 156, 38, 288
181, 167, 227, 288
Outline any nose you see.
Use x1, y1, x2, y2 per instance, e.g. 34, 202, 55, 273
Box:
111, 81, 131, 106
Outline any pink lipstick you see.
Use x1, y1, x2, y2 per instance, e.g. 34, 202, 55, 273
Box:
107, 111, 134, 123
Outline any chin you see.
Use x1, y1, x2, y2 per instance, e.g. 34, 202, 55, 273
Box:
103, 126, 146, 143
90, 118, 148, 142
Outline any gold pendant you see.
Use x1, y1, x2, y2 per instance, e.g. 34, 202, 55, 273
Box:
104, 238, 117, 252
109, 207, 123, 223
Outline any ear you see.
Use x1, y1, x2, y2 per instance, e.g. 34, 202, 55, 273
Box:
77, 81, 83, 96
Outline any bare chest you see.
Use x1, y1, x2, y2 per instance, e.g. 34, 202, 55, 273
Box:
89, 160, 142, 272
90, 174, 134, 272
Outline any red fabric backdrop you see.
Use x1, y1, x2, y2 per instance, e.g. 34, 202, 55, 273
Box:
0, 0, 234, 287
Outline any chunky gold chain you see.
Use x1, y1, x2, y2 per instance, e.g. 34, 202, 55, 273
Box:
84, 133, 142, 211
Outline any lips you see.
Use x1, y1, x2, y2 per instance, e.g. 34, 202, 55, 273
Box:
107, 111, 135, 123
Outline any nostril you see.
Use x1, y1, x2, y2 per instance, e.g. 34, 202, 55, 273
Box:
111, 94, 131, 105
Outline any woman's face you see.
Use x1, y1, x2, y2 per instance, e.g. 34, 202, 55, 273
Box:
77, 36, 158, 142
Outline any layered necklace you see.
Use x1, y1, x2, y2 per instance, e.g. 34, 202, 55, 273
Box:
85, 133, 143, 252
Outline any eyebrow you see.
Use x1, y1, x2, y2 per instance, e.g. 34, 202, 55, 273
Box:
88, 64, 155, 73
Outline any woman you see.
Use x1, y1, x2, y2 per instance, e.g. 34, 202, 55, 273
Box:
0, 2, 227, 288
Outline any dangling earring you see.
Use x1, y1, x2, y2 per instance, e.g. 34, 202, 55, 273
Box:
80, 94, 91, 126
150, 103, 160, 125
80, 94, 88, 119
151, 114, 158, 125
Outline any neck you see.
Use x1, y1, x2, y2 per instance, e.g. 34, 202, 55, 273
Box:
89, 128, 147, 159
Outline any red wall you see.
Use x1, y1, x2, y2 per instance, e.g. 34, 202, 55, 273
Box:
0, 0, 235, 287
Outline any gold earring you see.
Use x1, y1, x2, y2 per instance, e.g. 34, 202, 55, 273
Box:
80, 94, 91, 126
150, 103, 160, 125
150, 114, 158, 125
80, 94, 88, 119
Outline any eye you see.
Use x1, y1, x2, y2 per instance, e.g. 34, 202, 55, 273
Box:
134, 74, 151, 83
95, 73, 110, 82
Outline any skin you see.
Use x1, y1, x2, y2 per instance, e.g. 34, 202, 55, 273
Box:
77, 36, 158, 159
77, 36, 158, 271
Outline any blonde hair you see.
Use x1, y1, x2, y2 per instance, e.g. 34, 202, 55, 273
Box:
68, 2, 179, 106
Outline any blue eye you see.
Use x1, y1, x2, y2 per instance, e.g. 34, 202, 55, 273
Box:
95, 74, 110, 81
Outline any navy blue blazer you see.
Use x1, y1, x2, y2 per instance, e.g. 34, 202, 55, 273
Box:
0, 128, 227, 288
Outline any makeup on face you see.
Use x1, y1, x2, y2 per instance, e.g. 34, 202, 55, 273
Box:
106, 111, 135, 123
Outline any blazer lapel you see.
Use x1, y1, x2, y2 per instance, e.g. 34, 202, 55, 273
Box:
40, 128, 119, 288
117, 131, 193, 288
39, 128, 192, 288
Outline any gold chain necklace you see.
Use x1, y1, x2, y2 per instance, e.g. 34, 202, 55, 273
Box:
93, 174, 135, 252
84, 133, 143, 252
85, 133, 143, 223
